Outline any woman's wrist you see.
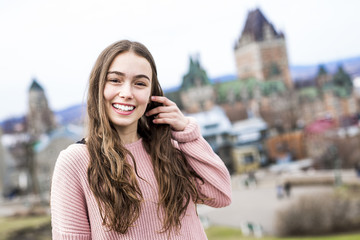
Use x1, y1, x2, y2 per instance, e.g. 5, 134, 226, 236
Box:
171, 117, 201, 143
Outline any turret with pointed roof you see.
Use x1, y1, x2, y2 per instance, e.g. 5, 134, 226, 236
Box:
179, 56, 215, 113
27, 78, 56, 139
181, 56, 211, 91
235, 8, 284, 47
29, 79, 44, 91
234, 8, 292, 88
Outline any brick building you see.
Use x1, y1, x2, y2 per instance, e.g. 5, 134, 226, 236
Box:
234, 8, 292, 89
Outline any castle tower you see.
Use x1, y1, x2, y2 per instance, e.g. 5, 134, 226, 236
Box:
234, 8, 293, 89
180, 56, 215, 113
27, 79, 56, 139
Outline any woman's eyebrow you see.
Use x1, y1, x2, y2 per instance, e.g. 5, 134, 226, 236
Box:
107, 71, 125, 76
107, 71, 150, 81
134, 74, 150, 81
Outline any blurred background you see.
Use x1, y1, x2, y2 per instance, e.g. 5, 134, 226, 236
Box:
1, 0, 360, 239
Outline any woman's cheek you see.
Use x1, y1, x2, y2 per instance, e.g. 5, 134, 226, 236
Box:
103, 85, 114, 101
137, 89, 151, 104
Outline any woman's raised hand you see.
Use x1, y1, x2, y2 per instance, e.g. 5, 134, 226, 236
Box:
146, 96, 189, 131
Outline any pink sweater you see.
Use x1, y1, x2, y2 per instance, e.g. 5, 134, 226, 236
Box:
51, 119, 232, 239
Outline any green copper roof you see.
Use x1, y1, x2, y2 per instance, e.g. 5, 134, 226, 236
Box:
181, 56, 210, 90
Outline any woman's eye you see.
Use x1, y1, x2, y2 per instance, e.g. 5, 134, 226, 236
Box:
135, 82, 147, 86
108, 79, 120, 83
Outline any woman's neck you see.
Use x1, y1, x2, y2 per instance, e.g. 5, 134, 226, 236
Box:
115, 127, 140, 145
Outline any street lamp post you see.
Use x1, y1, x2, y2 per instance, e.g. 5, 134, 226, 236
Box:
329, 144, 342, 186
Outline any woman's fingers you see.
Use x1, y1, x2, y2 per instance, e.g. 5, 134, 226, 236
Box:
146, 96, 177, 117
146, 105, 176, 117
153, 115, 189, 131
150, 96, 175, 106
145, 96, 188, 131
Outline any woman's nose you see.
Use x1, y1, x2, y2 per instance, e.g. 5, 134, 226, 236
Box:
118, 83, 133, 99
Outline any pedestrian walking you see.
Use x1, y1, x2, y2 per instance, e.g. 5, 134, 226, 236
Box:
284, 181, 291, 198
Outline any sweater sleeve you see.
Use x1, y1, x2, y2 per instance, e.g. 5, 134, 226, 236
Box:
171, 117, 232, 208
50, 145, 91, 240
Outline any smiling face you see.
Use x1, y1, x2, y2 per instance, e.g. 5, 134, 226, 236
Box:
103, 51, 152, 135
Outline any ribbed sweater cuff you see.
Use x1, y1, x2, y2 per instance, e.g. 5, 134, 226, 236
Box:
171, 117, 201, 143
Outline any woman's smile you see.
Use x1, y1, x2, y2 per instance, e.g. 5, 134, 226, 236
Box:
112, 103, 136, 114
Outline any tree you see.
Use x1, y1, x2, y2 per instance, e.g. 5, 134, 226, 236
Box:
332, 65, 353, 97
317, 64, 327, 76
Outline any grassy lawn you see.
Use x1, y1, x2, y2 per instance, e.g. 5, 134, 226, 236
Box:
0, 217, 359, 240
205, 226, 243, 239
205, 226, 360, 240
0, 215, 51, 240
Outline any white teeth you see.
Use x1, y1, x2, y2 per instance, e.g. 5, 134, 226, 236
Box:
113, 104, 135, 111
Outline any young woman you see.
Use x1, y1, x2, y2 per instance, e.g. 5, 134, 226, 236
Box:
50, 40, 232, 239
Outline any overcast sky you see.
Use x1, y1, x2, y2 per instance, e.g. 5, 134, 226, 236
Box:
1, 0, 360, 121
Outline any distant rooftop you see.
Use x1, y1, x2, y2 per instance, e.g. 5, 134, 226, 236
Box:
29, 79, 44, 91
181, 56, 210, 90
236, 8, 284, 48
186, 106, 232, 137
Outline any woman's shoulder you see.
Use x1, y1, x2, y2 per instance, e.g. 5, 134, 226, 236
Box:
52, 141, 90, 191
62, 139, 89, 155
55, 140, 90, 171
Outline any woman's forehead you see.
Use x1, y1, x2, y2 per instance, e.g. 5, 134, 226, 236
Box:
106, 52, 152, 79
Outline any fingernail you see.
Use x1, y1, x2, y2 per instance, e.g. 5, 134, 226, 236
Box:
151, 96, 155, 100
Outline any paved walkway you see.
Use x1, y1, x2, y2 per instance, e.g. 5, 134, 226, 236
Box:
0, 194, 49, 217
197, 170, 358, 236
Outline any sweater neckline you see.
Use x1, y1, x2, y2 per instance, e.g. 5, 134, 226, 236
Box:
124, 138, 143, 149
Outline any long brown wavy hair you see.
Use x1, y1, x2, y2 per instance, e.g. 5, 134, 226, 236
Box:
86, 40, 206, 234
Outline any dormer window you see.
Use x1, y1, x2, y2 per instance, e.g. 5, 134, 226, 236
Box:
263, 24, 273, 40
